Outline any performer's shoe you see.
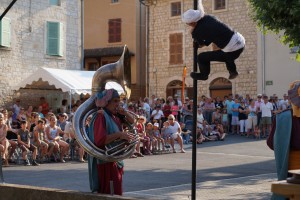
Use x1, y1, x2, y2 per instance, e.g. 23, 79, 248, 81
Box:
190, 72, 209, 80
229, 71, 239, 79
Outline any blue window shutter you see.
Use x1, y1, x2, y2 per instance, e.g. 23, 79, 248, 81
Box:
0, 17, 11, 47
58, 22, 64, 56
47, 21, 63, 56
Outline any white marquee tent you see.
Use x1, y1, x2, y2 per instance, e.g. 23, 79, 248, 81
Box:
13, 67, 124, 94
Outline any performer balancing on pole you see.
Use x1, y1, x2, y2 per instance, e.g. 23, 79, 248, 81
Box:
182, 6, 245, 80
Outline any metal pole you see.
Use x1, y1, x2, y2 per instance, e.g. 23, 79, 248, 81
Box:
0, 156, 4, 184
0, 0, 18, 21
192, 1, 198, 200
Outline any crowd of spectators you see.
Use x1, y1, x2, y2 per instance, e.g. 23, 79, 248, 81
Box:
0, 91, 291, 164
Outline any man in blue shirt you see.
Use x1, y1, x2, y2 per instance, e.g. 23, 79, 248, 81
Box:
231, 99, 240, 134
225, 94, 234, 133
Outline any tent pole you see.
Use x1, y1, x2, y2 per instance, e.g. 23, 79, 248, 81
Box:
69, 90, 72, 115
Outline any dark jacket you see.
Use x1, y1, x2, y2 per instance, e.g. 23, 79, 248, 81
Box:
192, 15, 234, 49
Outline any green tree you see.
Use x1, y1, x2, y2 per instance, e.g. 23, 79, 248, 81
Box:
248, 0, 300, 61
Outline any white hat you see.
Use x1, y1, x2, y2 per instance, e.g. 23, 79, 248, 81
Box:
182, 9, 205, 24
154, 123, 159, 127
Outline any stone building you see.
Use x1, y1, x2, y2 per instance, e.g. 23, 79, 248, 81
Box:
147, 0, 300, 101
84, 0, 147, 100
0, 0, 81, 108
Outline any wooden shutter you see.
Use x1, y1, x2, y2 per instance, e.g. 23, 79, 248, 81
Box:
169, 33, 183, 64
108, 18, 121, 43
47, 22, 63, 56
0, 17, 11, 47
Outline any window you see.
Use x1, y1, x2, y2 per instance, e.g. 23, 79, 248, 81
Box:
108, 18, 121, 43
169, 33, 183, 65
171, 2, 181, 17
214, 0, 226, 10
0, 17, 11, 47
50, 0, 61, 6
46, 21, 64, 56
111, 0, 119, 3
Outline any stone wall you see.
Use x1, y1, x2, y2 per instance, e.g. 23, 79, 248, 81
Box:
148, 0, 258, 99
0, 0, 81, 106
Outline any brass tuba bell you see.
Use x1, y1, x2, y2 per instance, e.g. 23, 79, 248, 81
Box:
73, 45, 139, 162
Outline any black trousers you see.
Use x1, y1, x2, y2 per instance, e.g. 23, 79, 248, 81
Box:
197, 47, 244, 75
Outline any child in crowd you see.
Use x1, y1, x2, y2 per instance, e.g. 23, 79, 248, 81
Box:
145, 123, 157, 152
17, 120, 39, 166
222, 109, 228, 133
161, 121, 171, 149
153, 123, 165, 151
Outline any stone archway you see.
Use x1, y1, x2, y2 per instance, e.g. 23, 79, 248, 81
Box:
209, 77, 232, 99
166, 80, 193, 99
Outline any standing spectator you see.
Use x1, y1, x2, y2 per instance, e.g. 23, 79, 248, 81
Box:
173, 95, 182, 122
199, 95, 206, 108
18, 120, 39, 166
244, 94, 251, 107
12, 99, 21, 121
260, 95, 273, 138
142, 98, 151, 122
246, 99, 259, 138
214, 96, 224, 110
279, 94, 289, 110
59, 99, 68, 114
238, 100, 248, 136
162, 100, 172, 122
171, 99, 179, 120
231, 99, 240, 134
255, 94, 263, 131
40, 97, 49, 116
203, 98, 215, 125
225, 94, 234, 133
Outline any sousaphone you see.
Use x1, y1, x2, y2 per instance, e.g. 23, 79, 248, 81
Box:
73, 45, 139, 162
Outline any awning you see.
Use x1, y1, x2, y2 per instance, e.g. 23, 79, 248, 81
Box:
13, 67, 124, 95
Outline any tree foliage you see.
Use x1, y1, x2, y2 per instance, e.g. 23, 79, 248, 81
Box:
248, 0, 300, 61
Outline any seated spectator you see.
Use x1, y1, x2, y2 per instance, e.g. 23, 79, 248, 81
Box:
65, 118, 86, 162
17, 120, 39, 166
136, 116, 151, 155
167, 114, 185, 153
45, 116, 69, 163
180, 122, 191, 144
161, 121, 171, 149
202, 120, 226, 141
33, 120, 49, 162
153, 122, 165, 151
212, 106, 222, 125
0, 113, 10, 166
145, 123, 158, 152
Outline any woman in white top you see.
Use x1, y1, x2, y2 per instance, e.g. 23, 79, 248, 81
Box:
246, 99, 259, 138
46, 116, 69, 162
167, 114, 185, 153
